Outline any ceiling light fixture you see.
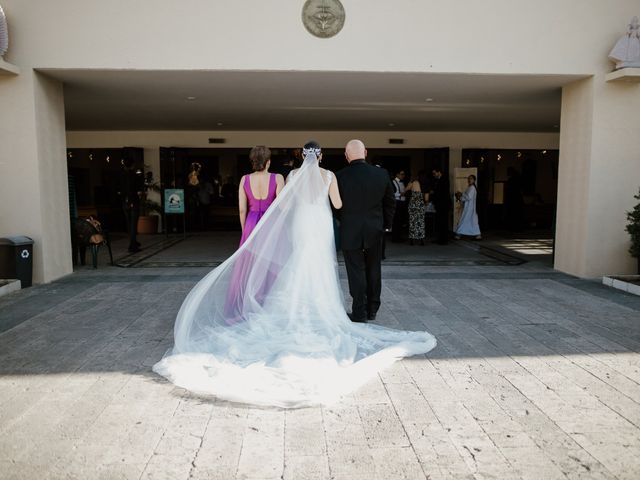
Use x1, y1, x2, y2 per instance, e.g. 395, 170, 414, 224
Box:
425, 98, 434, 102
187, 96, 196, 101
217, 122, 224, 126
388, 122, 395, 127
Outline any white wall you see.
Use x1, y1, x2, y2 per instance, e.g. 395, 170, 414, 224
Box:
556, 75, 640, 277
2, 1, 638, 75
0, 70, 71, 283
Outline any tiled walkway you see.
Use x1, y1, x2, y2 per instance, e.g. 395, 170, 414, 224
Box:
1, 237, 639, 479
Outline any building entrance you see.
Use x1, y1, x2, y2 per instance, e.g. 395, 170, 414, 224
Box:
158, 147, 452, 233
461, 148, 559, 233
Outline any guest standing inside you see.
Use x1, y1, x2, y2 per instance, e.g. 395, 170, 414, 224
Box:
505, 167, 524, 231
197, 178, 214, 230
121, 159, 144, 253
454, 175, 482, 240
431, 168, 452, 245
221, 176, 238, 206
238, 146, 284, 246
406, 174, 427, 245
391, 169, 407, 242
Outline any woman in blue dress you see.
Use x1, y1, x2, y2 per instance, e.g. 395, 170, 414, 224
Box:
454, 175, 482, 240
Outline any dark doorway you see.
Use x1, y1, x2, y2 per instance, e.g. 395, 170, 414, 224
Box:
461, 148, 559, 232
66, 147, 144, 233
158, 147, 453, 233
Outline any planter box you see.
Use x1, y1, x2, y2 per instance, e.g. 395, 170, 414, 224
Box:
603, 275, 640, 296
0, 279, 21, 298
137, 215, 159, 234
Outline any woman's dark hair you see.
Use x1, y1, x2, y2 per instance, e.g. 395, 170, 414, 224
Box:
249, 145, 271, 171
303, 140, 321, 151
469, 174, 477, 189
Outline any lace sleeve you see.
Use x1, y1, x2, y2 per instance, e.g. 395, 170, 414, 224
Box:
287, 169, 299, 183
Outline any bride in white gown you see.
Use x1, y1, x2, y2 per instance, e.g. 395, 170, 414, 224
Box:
153, 146, 437, 407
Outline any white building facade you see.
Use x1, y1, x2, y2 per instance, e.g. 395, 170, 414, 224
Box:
0, 1, 639, 283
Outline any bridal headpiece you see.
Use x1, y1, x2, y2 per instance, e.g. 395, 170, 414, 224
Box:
302, 147, 322, 160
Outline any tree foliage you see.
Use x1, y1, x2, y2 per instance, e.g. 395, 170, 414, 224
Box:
626, 189, 640, 258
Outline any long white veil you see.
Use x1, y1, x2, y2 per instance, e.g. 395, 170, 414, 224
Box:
153, 152, 436, 407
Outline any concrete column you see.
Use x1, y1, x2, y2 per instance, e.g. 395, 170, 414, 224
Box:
0, 70, 71, 283
555, 75, 640, 277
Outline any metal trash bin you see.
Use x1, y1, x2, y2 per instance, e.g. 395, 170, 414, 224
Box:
0, 236, 34, 288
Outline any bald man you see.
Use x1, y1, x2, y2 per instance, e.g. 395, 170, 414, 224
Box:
336, 140, 396, 322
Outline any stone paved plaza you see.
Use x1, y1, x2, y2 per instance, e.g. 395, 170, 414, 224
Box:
1, 235, 640, 479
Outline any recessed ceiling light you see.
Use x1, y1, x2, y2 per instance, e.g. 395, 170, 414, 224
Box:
217, 122, 224, 126
187, 96, 196, 101
553, 124, 559, 128
425, 98, 434, 102
388, 122, 395, 127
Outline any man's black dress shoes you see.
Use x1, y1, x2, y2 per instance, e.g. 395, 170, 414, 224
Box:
347, 312, 367, 323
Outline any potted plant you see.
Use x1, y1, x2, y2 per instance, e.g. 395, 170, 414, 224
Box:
626, 188, 640, 274
137, 169, 162, 234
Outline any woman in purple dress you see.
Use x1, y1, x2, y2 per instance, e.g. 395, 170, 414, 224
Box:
238, 146, 284, 245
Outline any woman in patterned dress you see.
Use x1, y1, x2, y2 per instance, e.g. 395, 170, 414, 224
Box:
406, 174, 427, 245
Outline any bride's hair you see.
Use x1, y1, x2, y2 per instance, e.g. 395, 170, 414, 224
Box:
303, 141, 321, 160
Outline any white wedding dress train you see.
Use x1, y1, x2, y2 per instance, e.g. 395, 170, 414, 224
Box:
153, 154, 436, 407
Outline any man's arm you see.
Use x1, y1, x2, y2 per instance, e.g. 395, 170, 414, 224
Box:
383, 179, 396, 230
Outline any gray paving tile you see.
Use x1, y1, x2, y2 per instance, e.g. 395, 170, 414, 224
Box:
1, 237, 640, 478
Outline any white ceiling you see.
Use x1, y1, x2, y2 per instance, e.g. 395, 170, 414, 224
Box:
42, 70, 583, 132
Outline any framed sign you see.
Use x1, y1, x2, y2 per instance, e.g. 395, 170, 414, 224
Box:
164, 189, 185, 214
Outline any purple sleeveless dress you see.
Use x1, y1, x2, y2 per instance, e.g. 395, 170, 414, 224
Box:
240, 173, 277, 246
225, 173, 277, 324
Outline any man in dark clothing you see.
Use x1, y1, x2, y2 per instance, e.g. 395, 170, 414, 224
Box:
336, 140, 396, 322
505, 167, 525, 231
432, 169, 452, 245
121, 162, 144, 253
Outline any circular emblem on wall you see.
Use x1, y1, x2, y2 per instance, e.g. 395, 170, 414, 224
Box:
302, 0, 346, 39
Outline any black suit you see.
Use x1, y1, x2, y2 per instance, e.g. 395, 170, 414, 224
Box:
336, 160, 395, 320
121, 168, 144, 250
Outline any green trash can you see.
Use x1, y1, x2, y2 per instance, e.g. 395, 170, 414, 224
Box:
0, 236, 34, 288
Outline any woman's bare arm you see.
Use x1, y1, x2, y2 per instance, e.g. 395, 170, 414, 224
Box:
238, 176, 247, 231
275, 174, 285, 195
